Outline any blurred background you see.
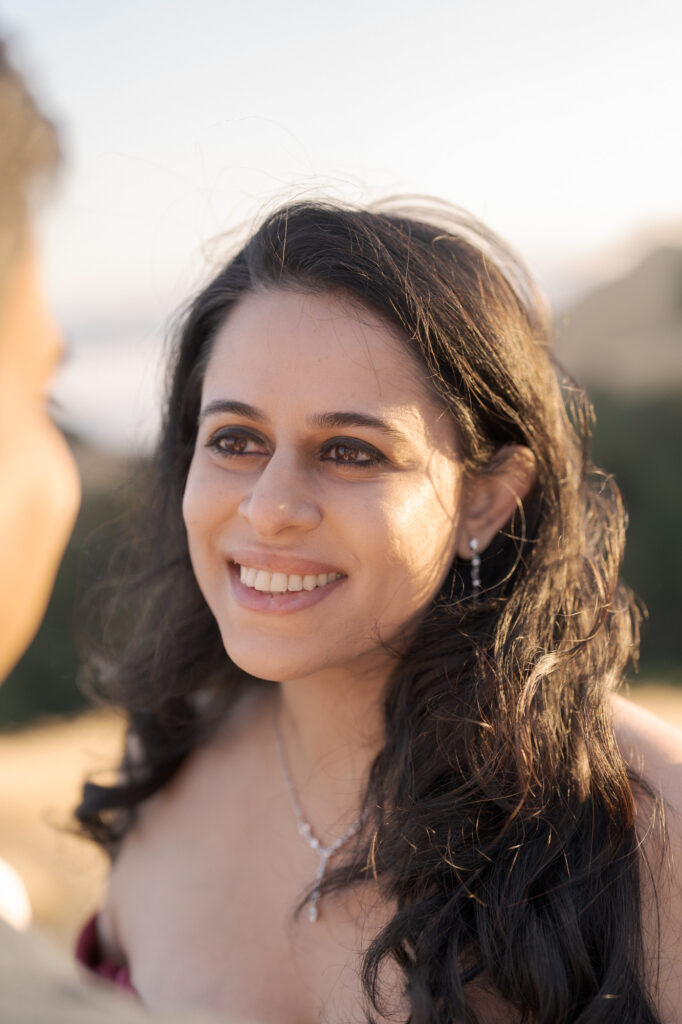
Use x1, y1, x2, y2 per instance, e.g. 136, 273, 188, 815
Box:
0, 0, 680, 945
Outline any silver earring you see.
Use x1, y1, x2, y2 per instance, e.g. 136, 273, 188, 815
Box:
469, 537, 481, 595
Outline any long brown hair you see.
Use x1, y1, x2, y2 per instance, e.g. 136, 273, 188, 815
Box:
78, 199, 660, 1022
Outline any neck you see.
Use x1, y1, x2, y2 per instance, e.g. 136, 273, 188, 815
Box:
273, 662, 388, 840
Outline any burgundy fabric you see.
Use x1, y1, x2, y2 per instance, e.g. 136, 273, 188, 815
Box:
75, 914, 138, 997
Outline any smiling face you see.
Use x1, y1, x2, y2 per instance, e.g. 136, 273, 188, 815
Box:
182, 288, 464, 686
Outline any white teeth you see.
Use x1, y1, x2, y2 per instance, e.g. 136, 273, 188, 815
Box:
269, 572, 288, 593
237, 564, 341, 594
240, 565, 259, 587
254, 570, 271, 592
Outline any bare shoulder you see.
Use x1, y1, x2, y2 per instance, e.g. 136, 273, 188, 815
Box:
97, 748, 216, 963
610, 693, 682, 803
98, 684, 274, 963
610, 693, 682, 1022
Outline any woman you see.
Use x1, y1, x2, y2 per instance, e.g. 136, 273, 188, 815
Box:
77, 199, 682, 1023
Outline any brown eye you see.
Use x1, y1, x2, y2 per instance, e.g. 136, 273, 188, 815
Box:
336, 444, 363, 462
205, 429, 267, 457
321, 439, 385, 467
226, 436, 248, 453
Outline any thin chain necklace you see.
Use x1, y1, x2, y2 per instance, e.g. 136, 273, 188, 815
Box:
273, 705, 365, 923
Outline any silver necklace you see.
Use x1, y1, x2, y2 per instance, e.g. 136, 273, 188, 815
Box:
273, 706, 365, 923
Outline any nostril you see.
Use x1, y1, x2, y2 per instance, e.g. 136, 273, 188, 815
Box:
237, 490, 322, 534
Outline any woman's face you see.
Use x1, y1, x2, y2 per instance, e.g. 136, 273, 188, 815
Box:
0, 240, 80, 680
183, 288, 464, 685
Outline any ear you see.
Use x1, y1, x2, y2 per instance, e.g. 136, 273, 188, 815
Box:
455, 445, 537, 559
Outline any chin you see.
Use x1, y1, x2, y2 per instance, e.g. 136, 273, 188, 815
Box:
219, 630, 325, 684
220, 624, 399, 690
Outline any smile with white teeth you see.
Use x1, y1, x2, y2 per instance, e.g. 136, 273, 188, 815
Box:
238, 565, 343, 594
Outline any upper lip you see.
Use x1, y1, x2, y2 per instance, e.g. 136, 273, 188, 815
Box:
228, 549, 344, 577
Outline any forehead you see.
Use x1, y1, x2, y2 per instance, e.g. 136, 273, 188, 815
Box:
204, 288, 448, 432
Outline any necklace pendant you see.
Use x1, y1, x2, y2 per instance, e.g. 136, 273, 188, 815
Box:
308, 852, 328, 923
274, 706, 365, 926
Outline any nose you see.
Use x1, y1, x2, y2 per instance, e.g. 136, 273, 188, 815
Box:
238, 451, 322, 536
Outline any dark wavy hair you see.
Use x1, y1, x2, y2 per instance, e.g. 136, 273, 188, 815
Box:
78, 198, 661, 1023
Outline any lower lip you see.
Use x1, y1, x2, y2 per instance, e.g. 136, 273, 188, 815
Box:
228, 563, 345, 615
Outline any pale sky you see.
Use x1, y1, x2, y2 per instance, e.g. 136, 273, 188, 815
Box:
2, 0, 681, 450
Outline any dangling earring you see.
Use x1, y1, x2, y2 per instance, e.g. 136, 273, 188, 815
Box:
469, 537, 481, 596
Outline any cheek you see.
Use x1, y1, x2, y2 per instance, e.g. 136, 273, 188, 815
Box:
182, 459, 203, 539
183, 459, 228, 541
2, 413, 81, 564
182, 459, 242, 589
0, 415, 80, 679
376, 467, 461, 608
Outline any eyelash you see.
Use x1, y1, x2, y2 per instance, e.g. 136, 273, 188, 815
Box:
321, 440, 386, 467
204, 429, 387, 468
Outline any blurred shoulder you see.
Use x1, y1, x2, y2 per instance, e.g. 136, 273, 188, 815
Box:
0, 918, 150, 1023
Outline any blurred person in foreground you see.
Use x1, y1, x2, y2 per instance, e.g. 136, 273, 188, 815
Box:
0, 37, 225, 1024
0, 37, 79, 919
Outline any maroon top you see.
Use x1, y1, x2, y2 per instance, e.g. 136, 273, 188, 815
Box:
75, 915, 138, 996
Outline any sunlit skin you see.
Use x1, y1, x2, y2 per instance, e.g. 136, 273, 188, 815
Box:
111, 286, 468, 1013
104, 288, 682, 1022
0, 239, 81, 681
183, 288, 466, 694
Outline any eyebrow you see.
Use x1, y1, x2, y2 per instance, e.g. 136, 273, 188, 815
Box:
198, 399, 410, 443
